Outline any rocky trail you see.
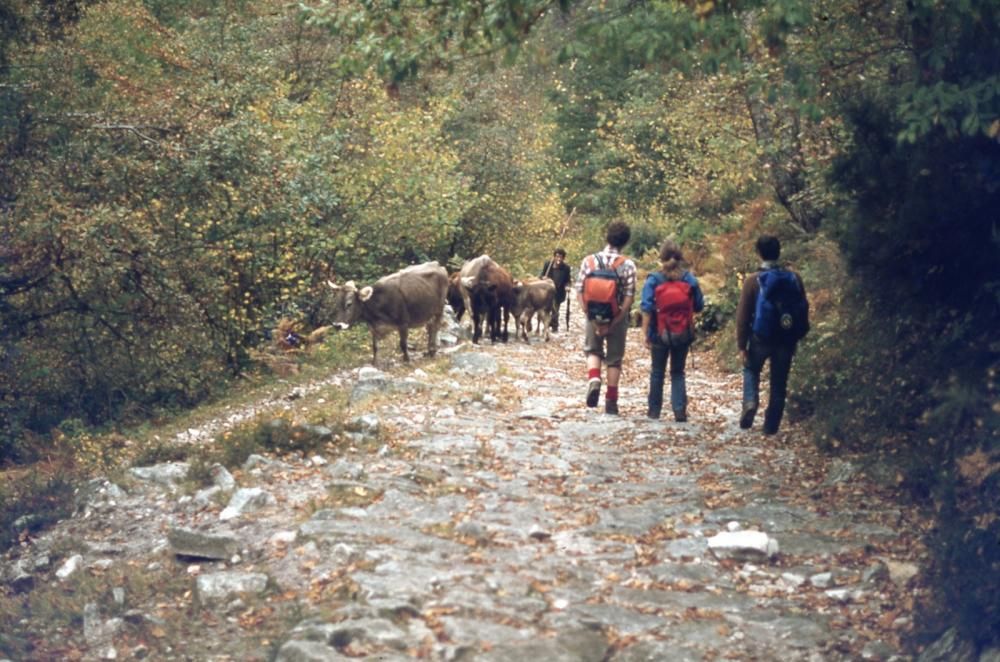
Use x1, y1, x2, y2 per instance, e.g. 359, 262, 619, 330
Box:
2, 316, 929, 661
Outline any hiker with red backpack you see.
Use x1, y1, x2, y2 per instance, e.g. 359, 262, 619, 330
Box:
640, 240, 705, 422
736, 235, 810, 434
575, 221, 637, 415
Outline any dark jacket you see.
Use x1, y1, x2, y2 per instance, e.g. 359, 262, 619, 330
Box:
736, 262, 808, 350
540, 260, 572, 302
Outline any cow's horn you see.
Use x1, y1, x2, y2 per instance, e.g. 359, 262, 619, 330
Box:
359, 286, 374, 302
344, 280, 357, 292
461, 276, 475, 288
326, 280, 339, 290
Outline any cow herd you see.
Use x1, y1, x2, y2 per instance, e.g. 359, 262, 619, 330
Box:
323, 256, 556, 364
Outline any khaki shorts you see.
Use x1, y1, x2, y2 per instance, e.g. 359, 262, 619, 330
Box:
584, 318, 629, 367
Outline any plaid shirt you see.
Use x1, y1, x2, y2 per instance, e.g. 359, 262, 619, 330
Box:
574, 245, 637, 299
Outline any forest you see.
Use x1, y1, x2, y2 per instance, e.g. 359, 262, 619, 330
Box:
1, 0, 998, 653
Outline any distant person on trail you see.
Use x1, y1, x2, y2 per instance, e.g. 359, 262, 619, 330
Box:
736, 235, 810, 434
575, 221, 637, 415
640, 240, 704, 422
540, 247, 572, 332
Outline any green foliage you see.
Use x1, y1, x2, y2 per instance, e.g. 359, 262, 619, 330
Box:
2, 0, 540, 453
813, 1, 1000, 645
0, 469, 76, 554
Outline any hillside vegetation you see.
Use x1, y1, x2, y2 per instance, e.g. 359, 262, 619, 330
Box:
1, 0, 997, 651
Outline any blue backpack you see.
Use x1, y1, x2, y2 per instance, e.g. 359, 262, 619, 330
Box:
752, 269, 809, 343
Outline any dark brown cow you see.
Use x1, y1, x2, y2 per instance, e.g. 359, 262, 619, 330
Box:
447, 271, 466, 322
512, 277, 556, 342
458, 255, 514, 344
324, 261, 448, 363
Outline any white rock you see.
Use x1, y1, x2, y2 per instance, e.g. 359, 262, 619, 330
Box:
269, 531, 297, 545
219, 487, 276, 521
727, 521, 742, 532
56, 554, 83, 580
707, 530, 779, 561
357, 366, 384, 380
825, 587, 864, 603
781, 572, 808, 587
810, 572, 834, 588
883, 559, 919, 586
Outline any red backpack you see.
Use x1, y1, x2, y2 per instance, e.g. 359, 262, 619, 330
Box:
654, 277, 694, 346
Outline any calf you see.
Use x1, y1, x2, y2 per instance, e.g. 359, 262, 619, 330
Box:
324, 261, 448, 363
512, 277, 556, 342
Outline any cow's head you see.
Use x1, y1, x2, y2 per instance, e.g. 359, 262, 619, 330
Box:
324, 280, 374, 328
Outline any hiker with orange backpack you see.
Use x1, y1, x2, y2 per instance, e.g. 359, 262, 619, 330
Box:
575, 221, 637, 415
640, 240, 705, 422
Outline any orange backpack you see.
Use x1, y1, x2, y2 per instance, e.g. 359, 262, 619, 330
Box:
581, 254, 626, 325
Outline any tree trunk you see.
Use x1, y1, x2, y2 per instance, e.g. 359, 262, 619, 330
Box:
745, 92, 823, 233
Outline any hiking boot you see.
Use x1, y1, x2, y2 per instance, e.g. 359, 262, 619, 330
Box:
674, 408, 687, 423
647, 409, 661, 420
604, 399, 619, 415
739, 402, 757, 429
586, 378, 601, 408
763, 425, 779, 435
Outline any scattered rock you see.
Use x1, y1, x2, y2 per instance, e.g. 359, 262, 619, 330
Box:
810, 572, 834, 589
195, 571, 269, 607
55, 554, 83, 580
210, 464, 237, 491
707, 530, 779, 561
129, 463, 189, 488
274, 639, 347, 661
167, 527, 239, 560
219, 488, 277, 521
883, 559, 919, 587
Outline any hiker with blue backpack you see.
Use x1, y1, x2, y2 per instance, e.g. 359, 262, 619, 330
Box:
640, 240, 705, 422
736, 235, 810, 434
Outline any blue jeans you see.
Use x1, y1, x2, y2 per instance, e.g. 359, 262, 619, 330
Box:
742, 336, 796, 432
648, 341, 689, 417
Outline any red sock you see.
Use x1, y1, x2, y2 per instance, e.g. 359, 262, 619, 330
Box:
588, 368, 601, 381
606, 386, 618, 401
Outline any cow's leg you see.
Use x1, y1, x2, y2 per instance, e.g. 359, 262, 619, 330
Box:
426, 315, 441, 356
398, 327, 410, 362
461, 291, 474, 331
487, 305, 499, 343
370, 329, 379, 365
501, 306, 510, 343
472, 308, 482, 344
538, 307, 552, 342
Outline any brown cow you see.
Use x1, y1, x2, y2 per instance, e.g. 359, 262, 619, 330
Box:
458, 255, 514, 344
512, 277, 556, 342
447, 271, 466, 322
324, 261, 448, 363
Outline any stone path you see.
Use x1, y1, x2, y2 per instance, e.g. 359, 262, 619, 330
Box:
1, 317, 926, 661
